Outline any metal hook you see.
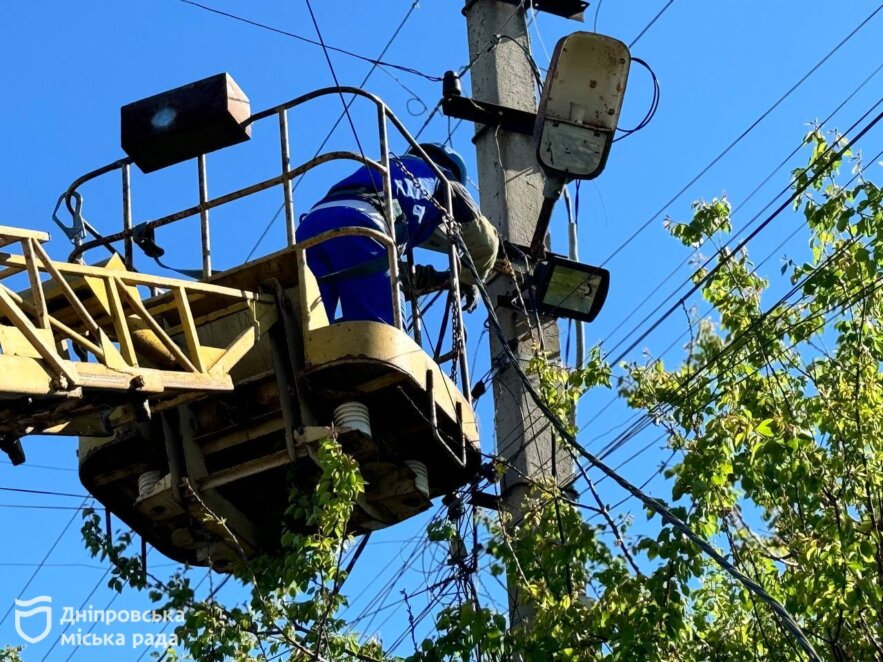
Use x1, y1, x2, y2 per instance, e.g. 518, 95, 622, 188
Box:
51, 191, 87, 245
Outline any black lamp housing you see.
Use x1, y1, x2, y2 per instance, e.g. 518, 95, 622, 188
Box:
121, 73, 251, 173
532, 253, 610, 323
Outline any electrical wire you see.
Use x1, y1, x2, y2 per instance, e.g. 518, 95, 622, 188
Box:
177, 0, 443, 82
0, 459, 77, 473
613, 57, 660, 141
597, 244, 883, 470
592, 0, 604, 32
629, 0, 675, 49
605, 106, 883, 367
543, 95, 882, 369
0, 486, 88, 499
303, 0, 372, 180
599, 4, 883, 269
0, 497, 91, 627
133, 571, 219, 662
0, 504, 90, 511
594, 167, 883, 464
41, 564, 112, 662
343, 507, 446, 630
601, 61, 883, 353
243, 0, 423, 261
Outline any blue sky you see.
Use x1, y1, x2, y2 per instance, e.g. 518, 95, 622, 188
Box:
1, 1, 881, 659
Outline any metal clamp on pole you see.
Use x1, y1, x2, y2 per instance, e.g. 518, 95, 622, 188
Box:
440, 71, 536, 138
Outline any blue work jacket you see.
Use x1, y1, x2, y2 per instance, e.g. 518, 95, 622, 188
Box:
321, 154, 480, 250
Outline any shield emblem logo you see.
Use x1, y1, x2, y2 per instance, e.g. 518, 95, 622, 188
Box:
14, 596, 53, 645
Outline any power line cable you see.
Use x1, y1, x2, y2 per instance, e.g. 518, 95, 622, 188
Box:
592, 0, 604, 32
598, 254, 883, 466
41, 565, 111, 662
0, 486, 88, 499
177, 0, 442, 81
605, 107, 883, 368
302, 0, 372, 177
133, 570, 214, 662
0, 504, 91, 511
0, 460, 76, 472
629, 0, 675, 49
601, 61, 883, 353
244, 0, 423, 261
605, 139, 882, 441
599, 4, 883, 269
345, 510, 444, 622
594, 173, 883, 463
0, 497, 90, 627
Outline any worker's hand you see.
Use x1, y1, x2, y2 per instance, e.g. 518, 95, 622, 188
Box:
412, 265, 450, 295
462, 283, 480, 313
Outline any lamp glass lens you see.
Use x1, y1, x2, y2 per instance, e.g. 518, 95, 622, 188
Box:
542, 265, 603, 315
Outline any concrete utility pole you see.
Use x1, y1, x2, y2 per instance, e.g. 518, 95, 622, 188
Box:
464, 0, 572, 625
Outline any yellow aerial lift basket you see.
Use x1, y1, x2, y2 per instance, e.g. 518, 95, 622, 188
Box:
0, 75, 480, 570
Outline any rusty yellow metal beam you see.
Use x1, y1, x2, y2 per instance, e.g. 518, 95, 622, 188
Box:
107, 278, 138, 366
22, 239, 48, 330
173, 287, 206, 372
117, 284, 199, 373
0, 226, 277, 440
207, 301, 278, 375
0, 226, 50, 250
0, 252, 272, 303
0, 285, 78, 388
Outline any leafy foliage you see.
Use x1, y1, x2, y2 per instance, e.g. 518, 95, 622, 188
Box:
614, 131, 883, 658
0, 647, 22, 662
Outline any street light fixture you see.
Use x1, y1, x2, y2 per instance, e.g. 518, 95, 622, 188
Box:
533, 253, 609, 323
529, 32, 631, 257
121, 73, 252, 173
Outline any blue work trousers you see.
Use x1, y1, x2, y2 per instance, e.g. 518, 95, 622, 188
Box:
295, 204, 395, 324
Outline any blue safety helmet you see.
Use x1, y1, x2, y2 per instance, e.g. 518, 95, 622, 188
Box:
407, 142, 468, 185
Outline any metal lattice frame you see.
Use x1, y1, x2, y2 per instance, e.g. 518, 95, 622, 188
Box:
0, 225, 276, 417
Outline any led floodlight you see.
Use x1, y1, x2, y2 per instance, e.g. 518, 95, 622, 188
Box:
533, 254, 609, 323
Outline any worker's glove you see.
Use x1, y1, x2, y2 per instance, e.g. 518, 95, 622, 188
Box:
462, 283, 480, 313
411, 265, 451, 295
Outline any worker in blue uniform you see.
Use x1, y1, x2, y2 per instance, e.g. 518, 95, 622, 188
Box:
295, 143, 498, 324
